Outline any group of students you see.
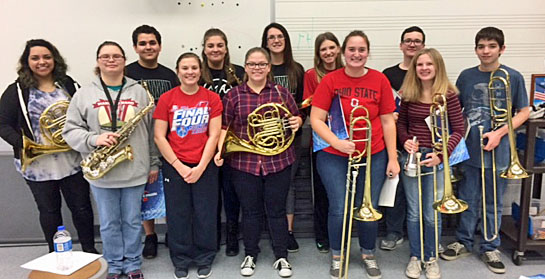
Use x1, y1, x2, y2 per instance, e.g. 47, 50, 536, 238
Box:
0, 22, 529, 279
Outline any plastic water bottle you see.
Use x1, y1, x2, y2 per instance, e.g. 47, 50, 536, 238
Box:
53, 225, 73, 271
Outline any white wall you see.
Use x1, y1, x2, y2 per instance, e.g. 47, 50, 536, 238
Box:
276, 0, 545, 85
0, 0, 270, 153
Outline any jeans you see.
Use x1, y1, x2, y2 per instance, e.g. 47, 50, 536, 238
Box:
317, 150, 387, 256
163, 160, 218, 268
26, 171, 95, 253
312, 150, 329, 244
382, 152, 406, 238
287, 135, 303, 215
400, 149, 444, 261
221, 164, 240, 225
455, 163, 507, 254
231, 166, 291, 260
91, 184, 145, 274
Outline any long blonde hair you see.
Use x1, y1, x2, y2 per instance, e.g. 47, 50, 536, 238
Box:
400, 48, 458, 102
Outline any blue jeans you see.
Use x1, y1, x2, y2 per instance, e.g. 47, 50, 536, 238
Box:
400, 149, 444, 261
455, 163, 507, 254
91, 184, 145, 275
317, 150, 387, 256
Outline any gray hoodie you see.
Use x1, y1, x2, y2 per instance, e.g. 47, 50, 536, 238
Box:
62, 76, 159, 188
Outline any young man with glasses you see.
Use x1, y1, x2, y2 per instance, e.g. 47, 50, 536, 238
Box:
380, 26, 425, 252
126, 24, 180, 259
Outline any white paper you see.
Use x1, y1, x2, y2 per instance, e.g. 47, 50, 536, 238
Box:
21, 251, 102, 275
379, 174, 399, 207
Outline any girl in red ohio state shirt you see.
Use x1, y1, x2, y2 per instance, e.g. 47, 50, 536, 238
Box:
310, 30, 400, 279
153, 52, 222, 279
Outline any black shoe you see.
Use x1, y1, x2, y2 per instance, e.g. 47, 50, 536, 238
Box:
174, 267, 188, 279
143, 233, 158, 259
481, 250, 506, 274
197, 265, 212, 278
316, 241, 330, 253
226, 222, 239, 256
287, 231, 299, 253
83, 247, 100, 254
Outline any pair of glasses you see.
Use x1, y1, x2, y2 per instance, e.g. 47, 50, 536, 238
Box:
98, 54, 125, 61
245, 62, 269, 69
267, 34, 285, 41
402, 39, 423, 46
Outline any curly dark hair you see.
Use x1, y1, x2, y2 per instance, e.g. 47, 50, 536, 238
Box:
17, 39, 68, 89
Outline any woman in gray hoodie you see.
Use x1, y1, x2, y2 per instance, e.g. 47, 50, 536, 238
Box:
63, 41, 159, 279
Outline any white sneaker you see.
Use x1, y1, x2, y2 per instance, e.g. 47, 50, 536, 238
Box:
272, 258, 292, 278
405, 256, 421, 279
240, 255, 256, 276
424, 257, 441, 279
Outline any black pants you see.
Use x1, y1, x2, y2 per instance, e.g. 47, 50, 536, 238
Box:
312, 151, 329, 244
231, 166, 291, 260
163, 160, 218, 268
26, 171, 95, 252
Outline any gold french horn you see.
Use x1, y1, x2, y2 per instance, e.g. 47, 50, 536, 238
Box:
21, 100, 71, 171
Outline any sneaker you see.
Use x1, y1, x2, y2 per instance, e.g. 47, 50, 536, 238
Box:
273, 258, 292, 277
287, 231, 299, 252
106, 273, 121, 279
424, 257, 441, 279
226, 222, 239, 256
174, 267, 188, 279
440, 242, 469, 261
362, 256, 382, 279
197, 265, 212, 278
127, 269, 144, 279
405, 256, 421, 279
380, 234, 403, 251
240, 255, 256, 276
316, 241, 330, 253
438, 243, 444, 255
329, 258, 343, 279
143, 233, 158, 259
480, 250, 506, 274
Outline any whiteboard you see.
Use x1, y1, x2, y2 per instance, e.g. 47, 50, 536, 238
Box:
276, 0, 545, 88
0, 0, 271, 152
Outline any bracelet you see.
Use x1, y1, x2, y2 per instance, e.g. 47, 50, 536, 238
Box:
171, 158, 179, 165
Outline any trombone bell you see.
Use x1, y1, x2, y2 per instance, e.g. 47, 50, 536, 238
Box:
432, 196, 469, 214
353, 204, 383, 221
501, 160, 529, 179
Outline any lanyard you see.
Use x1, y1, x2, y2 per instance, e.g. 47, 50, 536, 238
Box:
99, 78, 125, 132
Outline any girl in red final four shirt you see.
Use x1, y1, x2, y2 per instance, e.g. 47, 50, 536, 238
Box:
153, 52, 222, 279
310, 30, 400, 279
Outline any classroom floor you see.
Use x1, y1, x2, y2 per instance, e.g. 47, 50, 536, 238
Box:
3, 236, 544, 279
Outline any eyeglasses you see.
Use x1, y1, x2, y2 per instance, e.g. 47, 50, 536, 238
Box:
245, 62, 269, 69
267, 34, 285, 41
402, 39, 423, 46
98, 54, 125, 61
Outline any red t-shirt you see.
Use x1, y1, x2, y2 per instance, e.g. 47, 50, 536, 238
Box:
153, 86, 222, 163
312, 68, 395, 157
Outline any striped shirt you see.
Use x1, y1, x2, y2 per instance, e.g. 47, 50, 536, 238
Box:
222, 81, 300, 176
397, 92, 464, 161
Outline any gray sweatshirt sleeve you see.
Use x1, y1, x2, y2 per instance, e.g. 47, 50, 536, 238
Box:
62, 89, 99, 153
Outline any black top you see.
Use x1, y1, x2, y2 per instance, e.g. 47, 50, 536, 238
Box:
0, 76, 78, 159
125, 61, 180, 101
271, 62, 304, 105
201, 64, 245, 99
382, 63, 407, 92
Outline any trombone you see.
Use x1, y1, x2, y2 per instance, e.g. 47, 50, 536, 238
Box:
477, 68, 529, 241
430, 93, 468, 214
338, 105, 381, 279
